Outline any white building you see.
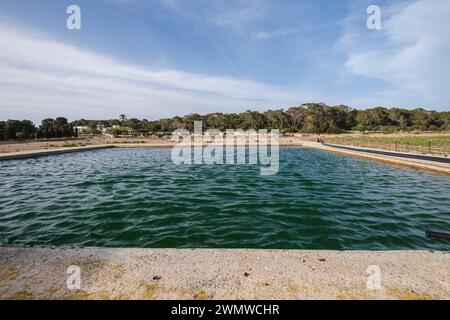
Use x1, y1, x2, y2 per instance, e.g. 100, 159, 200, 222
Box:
73, 126, 88, 133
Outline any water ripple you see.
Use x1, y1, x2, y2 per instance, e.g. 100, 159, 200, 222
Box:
0, 147, 449, 250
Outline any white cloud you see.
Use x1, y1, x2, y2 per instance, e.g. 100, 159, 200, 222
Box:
205, 0, 267, 31
253, 27, 304, 40
2, 0, 448, 123
0, 19, 308, 122
341, 0, 450, 109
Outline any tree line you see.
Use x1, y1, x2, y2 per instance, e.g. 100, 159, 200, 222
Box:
72, 104, 450, 135
1, 104, 449, 140
0, 117, 75, 140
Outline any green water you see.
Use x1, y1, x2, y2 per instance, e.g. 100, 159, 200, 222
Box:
0, 147, 449, 250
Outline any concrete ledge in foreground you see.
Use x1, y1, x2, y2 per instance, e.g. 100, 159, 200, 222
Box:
302, 141, 450, 176
0, 145, 115, 161
0, 247, 448, 300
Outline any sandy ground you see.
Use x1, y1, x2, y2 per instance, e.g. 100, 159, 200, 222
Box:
0, 136, 175, 153
1, 132, 449, 153
0, 135, 304, 153
0, 247, 448, 300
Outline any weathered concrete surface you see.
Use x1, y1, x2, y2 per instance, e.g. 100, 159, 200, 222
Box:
0, 247, 448, 300
0, 145, 115, 161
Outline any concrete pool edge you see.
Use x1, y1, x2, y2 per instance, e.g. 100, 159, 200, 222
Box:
0, 145, 116, 161
1, 246, 449, 300
301, 141, 450, 176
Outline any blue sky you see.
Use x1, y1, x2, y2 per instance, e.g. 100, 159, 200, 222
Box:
0, 0, 449, 122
